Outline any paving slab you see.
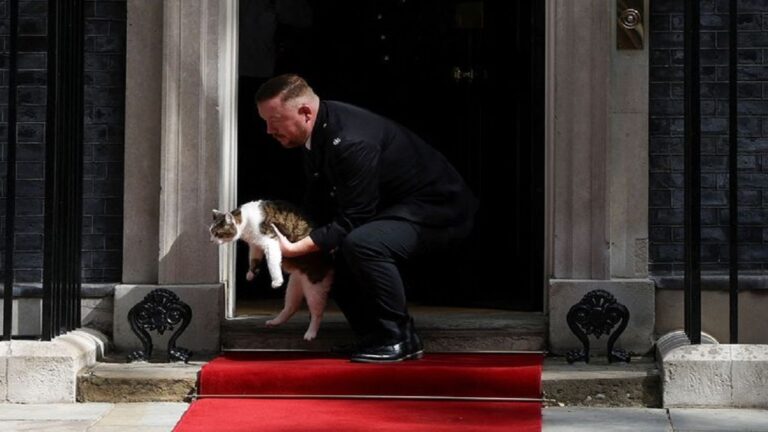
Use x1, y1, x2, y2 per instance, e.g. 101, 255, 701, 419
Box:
542, 407, 671, 431
0, 404, 767, 431
88, 427, 176, 432
0, 403, 112, 420
90, 402, 188, 428
0, 420, 93, 431
668, 408, 768, 431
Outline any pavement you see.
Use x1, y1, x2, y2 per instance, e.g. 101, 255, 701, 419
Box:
0, 403, 767, 431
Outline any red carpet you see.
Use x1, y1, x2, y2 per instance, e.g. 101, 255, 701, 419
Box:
176, 398, 541, 432
174, 352, 544, 431
199, 351, 543, 398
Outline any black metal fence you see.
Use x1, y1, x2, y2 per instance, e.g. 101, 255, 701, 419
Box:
2, 0, 18, 342
2, 0, 84, 341
684, 0, 740, 344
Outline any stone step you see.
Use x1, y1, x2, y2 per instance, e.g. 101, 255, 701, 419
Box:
78, 353, 661, 407
77, 354, 211, 403
542, 357, 661, 408
222, 305, 548, 352
80, 304, 659, 406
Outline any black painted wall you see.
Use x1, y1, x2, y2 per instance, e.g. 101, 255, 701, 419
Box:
0, 0, 125, 284
650, 0, 768, 275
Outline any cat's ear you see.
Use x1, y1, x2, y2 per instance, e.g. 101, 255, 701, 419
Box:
212, 209, 224, 220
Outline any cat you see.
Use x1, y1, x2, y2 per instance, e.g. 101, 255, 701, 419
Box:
209, 200, 334, 341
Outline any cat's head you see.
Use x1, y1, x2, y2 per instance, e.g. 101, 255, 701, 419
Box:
209, 209, 242, 244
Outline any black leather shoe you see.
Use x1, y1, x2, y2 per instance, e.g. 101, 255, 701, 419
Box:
404, 318, 424, 360
405, 330, 424, 360
350, 341, 409, 363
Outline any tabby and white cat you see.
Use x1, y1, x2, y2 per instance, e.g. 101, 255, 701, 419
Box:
209, 200, 333, 341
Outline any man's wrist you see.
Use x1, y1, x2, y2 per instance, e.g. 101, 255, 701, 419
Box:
285, 236, 320, 257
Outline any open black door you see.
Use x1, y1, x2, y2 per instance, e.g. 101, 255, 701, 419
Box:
237, 0, 544, 311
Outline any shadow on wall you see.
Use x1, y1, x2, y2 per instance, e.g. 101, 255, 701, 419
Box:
158, 227, 220, 284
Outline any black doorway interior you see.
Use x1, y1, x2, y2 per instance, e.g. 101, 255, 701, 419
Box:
236, 0, 544, 311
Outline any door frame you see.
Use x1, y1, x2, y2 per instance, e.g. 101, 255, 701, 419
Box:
220, 0, 239, 318
218, 0, 553, 318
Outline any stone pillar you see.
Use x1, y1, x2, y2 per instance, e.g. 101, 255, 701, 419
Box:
158, 0, 221, 284
546, 0, 654, 355
118, 0, 227, 353
609, 3, 650, 279
123, 0, 163, 283
550, 0, 611, 280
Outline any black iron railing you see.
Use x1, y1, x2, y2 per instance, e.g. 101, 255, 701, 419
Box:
683, 0, 702, 345
727, 0, 739, 344
42, 0, 85, 340
2, 0, 84, 340
684, 0, 740, 344
2, 0, 19, 341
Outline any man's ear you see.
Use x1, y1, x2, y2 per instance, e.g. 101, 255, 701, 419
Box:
298, 104, 313, 122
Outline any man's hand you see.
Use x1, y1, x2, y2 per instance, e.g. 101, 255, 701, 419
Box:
271, 224, 297, 257
271, 224, 321, 257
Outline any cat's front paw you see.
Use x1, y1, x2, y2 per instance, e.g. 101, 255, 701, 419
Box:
271, 277, 284, 288
246, 270, 258, 281
265, 317, 284, 327
303, 329, 318, 341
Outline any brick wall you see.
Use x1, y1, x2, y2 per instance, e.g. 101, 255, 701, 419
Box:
0, 0, 125, 284
650, 0, 768, 275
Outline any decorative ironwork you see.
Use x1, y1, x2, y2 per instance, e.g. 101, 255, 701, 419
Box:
566, 289, 630, 364
127, 288, 193, 363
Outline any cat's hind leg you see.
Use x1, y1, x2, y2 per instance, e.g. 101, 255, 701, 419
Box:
265, 273, 302, 328
303, 271, 332, 341
246, 245, 264, 281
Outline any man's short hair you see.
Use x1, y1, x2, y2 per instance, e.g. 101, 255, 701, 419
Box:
255, 74, 315, 104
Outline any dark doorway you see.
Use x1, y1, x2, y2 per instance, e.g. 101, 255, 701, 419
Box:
236, 0, 544, 311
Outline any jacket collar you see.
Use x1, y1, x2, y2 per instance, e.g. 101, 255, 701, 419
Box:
310, 100, 329, 148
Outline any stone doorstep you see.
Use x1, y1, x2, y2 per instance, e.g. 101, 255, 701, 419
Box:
82, 308, 660, 406
78, 356, 661, 407
78, 356, 661, 408
543, 357, 661, 408
222, 308, 548, 352
77, 355, 210, 403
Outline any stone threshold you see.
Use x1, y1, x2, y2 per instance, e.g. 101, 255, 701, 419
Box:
223, 304, 548, 352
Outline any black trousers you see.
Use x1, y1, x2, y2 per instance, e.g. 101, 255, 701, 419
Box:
331, 219, 472, 344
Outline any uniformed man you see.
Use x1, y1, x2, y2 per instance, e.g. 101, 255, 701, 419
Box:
255, 74, 476, 363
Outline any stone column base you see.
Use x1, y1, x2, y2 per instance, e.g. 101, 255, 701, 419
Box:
114, 284, 223, 356
658, 331, 768, 408
548, 279, 655, 356
0, 329, 108, 403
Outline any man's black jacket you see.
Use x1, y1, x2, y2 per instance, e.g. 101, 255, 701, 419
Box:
304, 100, 477, 252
